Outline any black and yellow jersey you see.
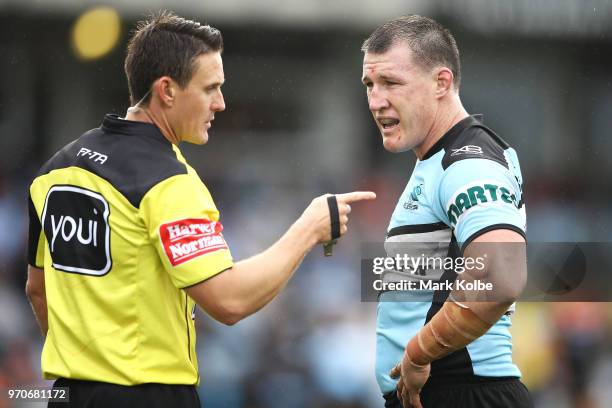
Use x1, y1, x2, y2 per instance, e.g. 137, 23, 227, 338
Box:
27, 114, 233, 386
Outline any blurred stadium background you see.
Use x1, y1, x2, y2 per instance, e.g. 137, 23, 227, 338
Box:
1, 1, 612, 407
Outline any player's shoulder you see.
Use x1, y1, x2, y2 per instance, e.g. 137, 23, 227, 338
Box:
440, 115, 512, 171
34, 114, 188, 207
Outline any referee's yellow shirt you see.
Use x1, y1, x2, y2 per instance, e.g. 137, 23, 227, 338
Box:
27, 115, 233, 386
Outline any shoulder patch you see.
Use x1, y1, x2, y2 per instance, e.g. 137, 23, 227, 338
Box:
442, 124, 510, 170
159, 218, 228, 266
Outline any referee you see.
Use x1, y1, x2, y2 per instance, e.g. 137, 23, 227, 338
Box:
25, 11, 375, 407
361, 16, 532, 407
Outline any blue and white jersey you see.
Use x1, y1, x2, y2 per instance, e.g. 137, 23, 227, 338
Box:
376, 115, 526, 394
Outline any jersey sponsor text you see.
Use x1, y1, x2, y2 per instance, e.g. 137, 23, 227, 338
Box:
446, 181, 519, 226
41, 185, 111, 275
160, 218, 228, 266
77, 147, 108, 164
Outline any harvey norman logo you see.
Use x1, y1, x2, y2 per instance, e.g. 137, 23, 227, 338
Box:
159, 218, 228, 266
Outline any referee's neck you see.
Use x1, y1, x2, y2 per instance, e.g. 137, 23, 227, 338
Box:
124, 107, 180, 145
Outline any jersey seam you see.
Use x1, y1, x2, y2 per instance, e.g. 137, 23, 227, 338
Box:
36, 166, 139, 210
137, 173, 196, 233
387, 222, 449, 238
178, 265, 233, 290
184, 293, 191, 363
442, 156, 510, 174
36, 161, 188, 210
460, 223, 526, 253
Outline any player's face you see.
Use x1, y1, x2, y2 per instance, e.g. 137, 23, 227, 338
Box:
362, 43, 438, 153
171, 52, 225, 145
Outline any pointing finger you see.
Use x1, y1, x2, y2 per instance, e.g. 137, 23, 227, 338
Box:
336, 191, 376, 204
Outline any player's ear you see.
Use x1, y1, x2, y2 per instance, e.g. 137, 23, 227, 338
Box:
435, 67, 454, 98
153, 77, 176, 107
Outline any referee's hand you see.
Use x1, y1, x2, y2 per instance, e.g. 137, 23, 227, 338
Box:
390, 351, 430, 408
300, 191, 376, 244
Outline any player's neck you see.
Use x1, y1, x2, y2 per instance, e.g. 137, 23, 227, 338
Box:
414, 101, 468, 160
125, 106, 181, 145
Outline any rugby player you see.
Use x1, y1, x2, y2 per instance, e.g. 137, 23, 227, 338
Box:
25, 11, 374, 407
361, 15, 532, 408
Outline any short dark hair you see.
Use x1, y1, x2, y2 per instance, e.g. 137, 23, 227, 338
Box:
362, 15, 461, 89
125, 10, 223, 105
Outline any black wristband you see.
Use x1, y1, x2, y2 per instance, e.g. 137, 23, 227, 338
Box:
327, 195, 341, 240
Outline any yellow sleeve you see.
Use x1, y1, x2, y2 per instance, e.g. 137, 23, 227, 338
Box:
140, 174, 234, 288
27, 193, 46, 268
34, 231, 46, 268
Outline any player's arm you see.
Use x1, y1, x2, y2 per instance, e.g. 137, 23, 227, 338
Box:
185, 192, 375, 325
392, 229, 526, 408
25, 194, 48, 336
407, 155, 528, 361
26, 266, 48, 336
405, 228, 526, 365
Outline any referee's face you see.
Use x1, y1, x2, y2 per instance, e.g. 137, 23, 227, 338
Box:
170, 52, 226, 145
362, 43, 438, 154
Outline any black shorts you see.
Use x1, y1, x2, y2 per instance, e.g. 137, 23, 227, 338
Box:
48, 378, 200, 408
383, 376, 533, 408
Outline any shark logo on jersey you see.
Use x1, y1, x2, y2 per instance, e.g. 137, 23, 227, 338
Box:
446, 181, 519, 226
403, 184, 423, 210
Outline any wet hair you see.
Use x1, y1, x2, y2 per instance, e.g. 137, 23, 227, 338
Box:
362, 15, 461, 88
124, 10, 223, 105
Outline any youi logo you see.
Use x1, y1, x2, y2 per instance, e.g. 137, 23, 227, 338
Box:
42, 186, 111, 276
